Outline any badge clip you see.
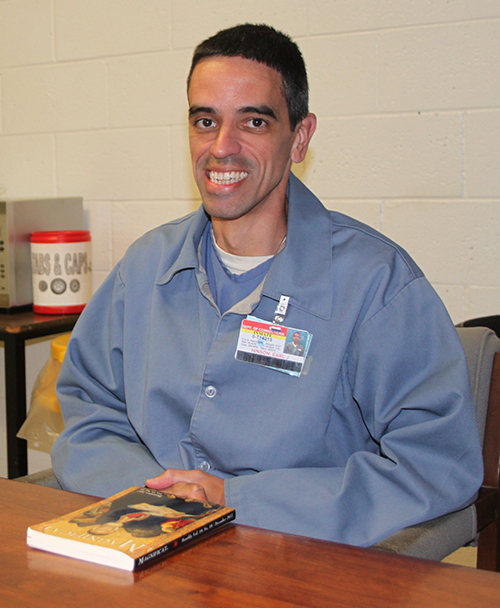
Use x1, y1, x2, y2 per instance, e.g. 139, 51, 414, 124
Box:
273, 295, 290, 325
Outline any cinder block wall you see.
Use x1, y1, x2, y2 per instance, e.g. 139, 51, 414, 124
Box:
1, 0, 499, 324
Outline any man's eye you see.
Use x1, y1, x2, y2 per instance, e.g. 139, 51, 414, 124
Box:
248, 118, 266, 128
196, 118, 215, 129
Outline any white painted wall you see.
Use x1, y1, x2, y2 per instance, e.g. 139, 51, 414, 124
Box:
0, 1, 499, 474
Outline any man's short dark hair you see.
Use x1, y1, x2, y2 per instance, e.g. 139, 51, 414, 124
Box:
187, 23, 309, 130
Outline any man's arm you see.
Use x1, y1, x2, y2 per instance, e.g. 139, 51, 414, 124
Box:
51, 265, 165, 496
221, 281, 483, 546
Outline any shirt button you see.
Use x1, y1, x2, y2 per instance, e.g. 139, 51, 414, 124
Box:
199, 461, 211, 471
205, 385, 217, 398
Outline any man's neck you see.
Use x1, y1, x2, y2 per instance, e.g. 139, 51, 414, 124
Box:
211, 198, 288, 257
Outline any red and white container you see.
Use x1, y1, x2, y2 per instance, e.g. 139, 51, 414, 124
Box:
30, 230, 92, 314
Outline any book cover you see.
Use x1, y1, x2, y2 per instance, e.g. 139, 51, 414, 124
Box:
26, 486, 235, 571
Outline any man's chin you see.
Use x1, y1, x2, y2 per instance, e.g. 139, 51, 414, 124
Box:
200, 195, 251, 222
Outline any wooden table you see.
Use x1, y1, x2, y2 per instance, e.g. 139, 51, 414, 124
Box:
0, 310, 80, 478
2, 479, 500, 607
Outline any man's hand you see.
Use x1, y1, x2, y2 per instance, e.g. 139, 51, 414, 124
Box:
146, 469, 226, 506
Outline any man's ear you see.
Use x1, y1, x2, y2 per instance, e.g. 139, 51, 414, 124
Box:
291, 113, 317, 164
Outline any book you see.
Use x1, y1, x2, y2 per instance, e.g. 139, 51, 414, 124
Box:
26, 486, 235, 571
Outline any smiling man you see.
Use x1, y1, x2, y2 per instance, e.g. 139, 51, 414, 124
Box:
52, 24, 482, 547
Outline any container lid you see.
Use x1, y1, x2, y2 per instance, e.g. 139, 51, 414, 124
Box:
51, 333, 71, 362
31, 230, 91, 243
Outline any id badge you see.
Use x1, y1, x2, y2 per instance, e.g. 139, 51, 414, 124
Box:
235, 315, 312, 377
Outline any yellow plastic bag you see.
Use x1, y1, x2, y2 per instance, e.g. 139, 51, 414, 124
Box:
17, 333, 70, 453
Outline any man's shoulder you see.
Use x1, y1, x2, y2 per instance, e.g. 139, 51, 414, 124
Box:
123, 210, 201, 264
127, 211, 198, 253
289, 174, 423, 280
324, 209, 423, 281
117, 209, 204, 283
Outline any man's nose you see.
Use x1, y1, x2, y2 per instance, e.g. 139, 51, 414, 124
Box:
210, 124, 241, 159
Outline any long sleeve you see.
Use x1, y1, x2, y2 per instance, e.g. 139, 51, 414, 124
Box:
52, 265, 166, 496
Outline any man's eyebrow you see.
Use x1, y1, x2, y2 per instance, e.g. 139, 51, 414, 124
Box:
188, 106, 215, 117
238, 105, 277, 120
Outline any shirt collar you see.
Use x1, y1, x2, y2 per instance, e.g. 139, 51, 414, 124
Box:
261, 173, 333, 320
155, 206, 210, 285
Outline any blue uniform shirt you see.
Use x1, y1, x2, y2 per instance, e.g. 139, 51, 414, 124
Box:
52, 174, 483, 547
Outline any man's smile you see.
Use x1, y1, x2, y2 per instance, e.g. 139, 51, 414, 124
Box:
208, 170, 249, 185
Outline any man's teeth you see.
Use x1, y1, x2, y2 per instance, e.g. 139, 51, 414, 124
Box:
209, 171, 248, 185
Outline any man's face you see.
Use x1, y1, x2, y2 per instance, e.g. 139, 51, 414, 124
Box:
187, 56, 305, 222
293, 333, 300, 344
